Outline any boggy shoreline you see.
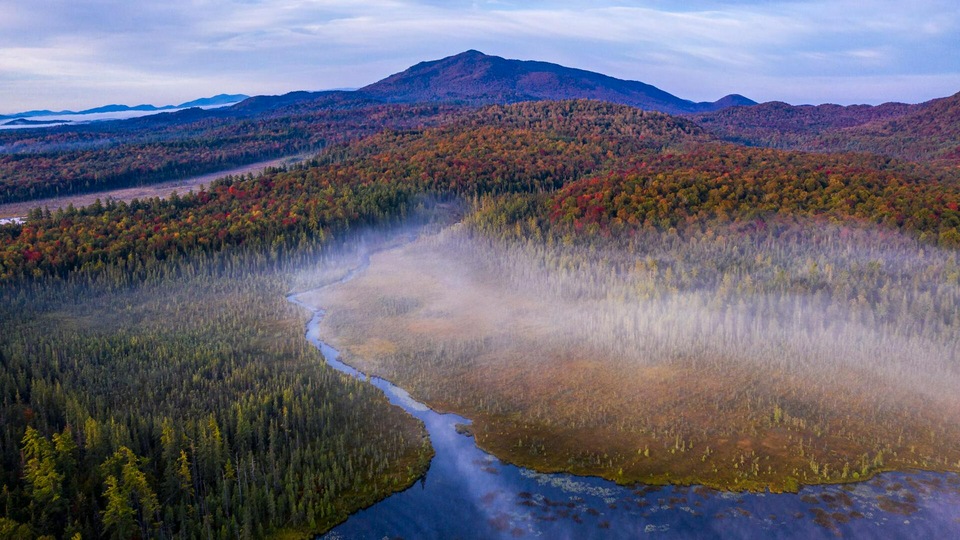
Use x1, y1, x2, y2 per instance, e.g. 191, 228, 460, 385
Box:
294, 239, 960, 539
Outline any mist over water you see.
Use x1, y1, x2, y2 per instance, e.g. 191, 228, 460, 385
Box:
309, 215, 960, 496
440, 222, 960, 405
292, 217, 960, 538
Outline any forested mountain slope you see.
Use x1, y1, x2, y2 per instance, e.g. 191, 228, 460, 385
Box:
693, 100, 916, 147
0, 50, 755, 206
812, 91, 960, 162
4, 100, 959, 283
361, 50, 754, 113
695, 92, 960, 164
0, 102, 458, 204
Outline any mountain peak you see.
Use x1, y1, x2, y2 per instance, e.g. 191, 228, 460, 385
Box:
360, 50, 750, 114
712, 94, 757, 109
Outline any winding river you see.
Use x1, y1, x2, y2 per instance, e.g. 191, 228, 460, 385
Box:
290, 240, 960, 539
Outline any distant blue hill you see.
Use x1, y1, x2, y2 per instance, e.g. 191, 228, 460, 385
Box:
2, 118, 73, 126
0, 94, 249, 120
176, 94, 251, 109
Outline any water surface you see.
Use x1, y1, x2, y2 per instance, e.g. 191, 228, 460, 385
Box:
292, 254, 960, 540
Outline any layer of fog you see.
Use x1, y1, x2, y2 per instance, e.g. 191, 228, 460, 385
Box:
390, 221, 960, 411
287, 200, 463, 294
0, 103, 242, 132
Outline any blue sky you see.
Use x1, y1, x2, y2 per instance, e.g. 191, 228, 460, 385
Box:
2, 0, 958, 112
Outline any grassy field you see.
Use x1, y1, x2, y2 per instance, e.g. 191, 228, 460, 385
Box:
305, 220, 960, 493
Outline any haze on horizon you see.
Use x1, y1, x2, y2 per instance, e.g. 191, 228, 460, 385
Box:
2, 0, 958, 114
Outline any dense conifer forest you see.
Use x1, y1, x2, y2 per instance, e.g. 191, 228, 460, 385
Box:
1, 239, 435, 538
1, 99, 959, 537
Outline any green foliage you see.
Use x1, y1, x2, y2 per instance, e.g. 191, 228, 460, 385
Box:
100, 447, 159, 539
21, 427, 65, 530
0, 518, 34, 539
101, 475, 136, 539
0, 256, 431, 538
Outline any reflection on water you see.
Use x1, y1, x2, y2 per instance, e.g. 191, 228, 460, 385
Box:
291, 270, 960, 540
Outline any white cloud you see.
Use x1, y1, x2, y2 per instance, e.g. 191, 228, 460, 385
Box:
0, 0, 958, 112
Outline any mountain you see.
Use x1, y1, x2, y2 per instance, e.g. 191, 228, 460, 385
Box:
694, 91, 960, 163
225, 90, 378, 115
2, 118, 73, 126
812, 91, 960, 162
0, 94, 250, 120
1, 52, 751, 122
358, 50, 754, 114
0, 109, 62, 120
80, 104, 164, 114
178, 94, 251, 108
693, 100, 917, 147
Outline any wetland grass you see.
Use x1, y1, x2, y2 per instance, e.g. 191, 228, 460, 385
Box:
311, 219, 960, 493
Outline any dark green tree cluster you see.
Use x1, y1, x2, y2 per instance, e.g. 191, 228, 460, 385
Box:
0, 263, 431, 539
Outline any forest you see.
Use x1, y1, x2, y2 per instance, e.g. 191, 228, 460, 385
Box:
0, 231, 436, 538
2, 99, 959, 537
0, 98, 458, 204
694, 91, 960, 165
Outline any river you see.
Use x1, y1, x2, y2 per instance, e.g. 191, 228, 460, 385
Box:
290, 237, 960, 539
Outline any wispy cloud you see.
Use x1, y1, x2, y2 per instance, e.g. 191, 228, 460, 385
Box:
1, 0, 958, 112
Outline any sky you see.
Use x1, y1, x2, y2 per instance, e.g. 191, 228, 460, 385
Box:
2, 0, 959, 113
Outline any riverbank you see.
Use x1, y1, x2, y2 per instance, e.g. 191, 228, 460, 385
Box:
294, 230, 960, 539
288, 271, 434, 539
306, 224, 960, 495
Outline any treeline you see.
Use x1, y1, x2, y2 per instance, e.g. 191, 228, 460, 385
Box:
4, 100, 960, 285
692, 101, 915, 149
547, 144, 960, 246
812, 92, 960, 163
1, 101, 700, 283
694, 91, 960, 165
6, 87, 959, 206
0, 101, 459, 204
